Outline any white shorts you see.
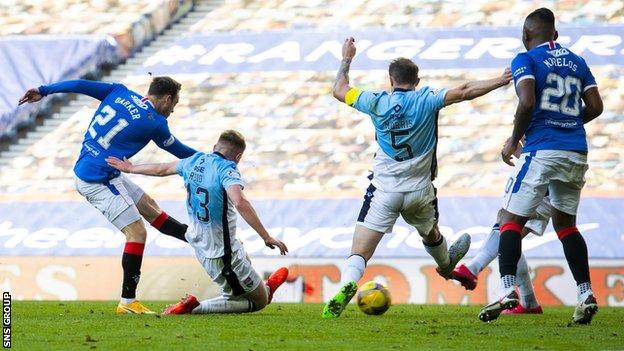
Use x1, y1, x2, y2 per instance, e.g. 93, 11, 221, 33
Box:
74, 174, 145, 230
503, 150, 588, 217
523, 196, 552, 236
197, 247, 262, 297
357, 182, 437, 236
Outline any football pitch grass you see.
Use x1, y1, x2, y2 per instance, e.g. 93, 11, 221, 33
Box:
12, 302, 623, 350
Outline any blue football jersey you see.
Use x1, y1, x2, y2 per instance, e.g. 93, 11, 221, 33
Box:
347, 86, 447, 162
176, 152, 245, 258
511, 41, 597, 152
38, 80, 197, 183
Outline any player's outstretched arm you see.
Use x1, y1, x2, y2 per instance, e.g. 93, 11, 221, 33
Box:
226, 185, 288, 255
501, 78, 536, 166
332, 37, 357, 103
581, 87, 603, 124
443, 68, 512, 107
106, 156, 178, 177
19, 80, 117, 104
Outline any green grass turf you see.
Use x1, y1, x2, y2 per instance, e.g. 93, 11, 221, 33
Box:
11, 302, 623, 350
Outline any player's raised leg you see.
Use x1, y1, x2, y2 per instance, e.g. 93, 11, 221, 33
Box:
135, 190, 189, 243
322, 225, 383, 318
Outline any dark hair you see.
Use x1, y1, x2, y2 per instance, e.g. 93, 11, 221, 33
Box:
147, 76, 181, 97
218, 130, 246, 152
388, 58, 419, 85
526, 8, 555, 29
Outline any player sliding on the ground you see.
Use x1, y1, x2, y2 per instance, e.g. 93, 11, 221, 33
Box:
18, 77, 199, 314
107, 130, 290, 314
322, 37, 512, 318
479, 8, 604, 324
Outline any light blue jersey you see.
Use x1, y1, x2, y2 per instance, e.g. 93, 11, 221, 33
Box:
346, 86, 447, 192
176, 152, 244, 258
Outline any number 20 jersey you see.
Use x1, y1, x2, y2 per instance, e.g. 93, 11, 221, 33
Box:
511, 41, 597, 153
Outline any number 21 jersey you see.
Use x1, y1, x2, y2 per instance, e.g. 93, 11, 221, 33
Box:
511, 41, 597, 153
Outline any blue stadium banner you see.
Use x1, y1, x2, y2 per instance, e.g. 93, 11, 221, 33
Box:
136, 25, 624, 74
0, 197, 621, 259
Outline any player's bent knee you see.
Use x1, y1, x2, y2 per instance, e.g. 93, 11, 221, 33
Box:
121, 220, 148, 243
137, 193, 162, 222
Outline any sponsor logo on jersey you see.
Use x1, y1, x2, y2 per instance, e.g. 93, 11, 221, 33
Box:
131, 95, 149, 110
163, 135, 175, 147
545, 118, 579, 129
547, 48, 570, 57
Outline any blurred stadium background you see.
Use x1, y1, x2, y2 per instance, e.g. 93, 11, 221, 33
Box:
0, 0, 622, 307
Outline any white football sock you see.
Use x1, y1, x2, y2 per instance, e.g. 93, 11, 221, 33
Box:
577, 282, 593, 302
339, 254, 366, 286
516, 254, 539, 308
466, 225, 500, 275
424, 236, 450, 268
500, 274, 516, 298
192, 296, 254, 314
120, 298, 135, 305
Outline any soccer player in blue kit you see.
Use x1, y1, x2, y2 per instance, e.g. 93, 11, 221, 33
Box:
322, 37, 512, 318
19, 77, 198, 314
479, 8, 604, 324
106, 130, 289, 315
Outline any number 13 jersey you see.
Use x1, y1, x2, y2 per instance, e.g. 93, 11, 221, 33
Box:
511, 41, 597, 153
345, 86, 447, 192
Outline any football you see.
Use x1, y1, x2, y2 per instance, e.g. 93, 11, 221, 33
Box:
357, 281, 391, 315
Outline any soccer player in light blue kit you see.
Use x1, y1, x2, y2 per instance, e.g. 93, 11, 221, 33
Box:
322, 37, 512, 318
106, 130, 289, 315
479, 8, 604, 324
18, 77, 198, 314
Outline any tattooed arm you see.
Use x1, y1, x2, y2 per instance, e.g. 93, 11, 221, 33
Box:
332, 37, 357, 102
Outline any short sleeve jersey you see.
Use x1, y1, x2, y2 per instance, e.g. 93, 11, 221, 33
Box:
346, 86, 447, 192
176, 152, 244, 259
511, 41, 597, 152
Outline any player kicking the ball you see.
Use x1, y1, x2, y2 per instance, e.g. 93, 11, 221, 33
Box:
19, 77, 199, 314
322, 37, 512, 318
107, 130, 290, 314
479, 8, 604, 324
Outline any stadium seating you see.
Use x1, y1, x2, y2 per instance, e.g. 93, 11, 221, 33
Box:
1, 0, 165, 35
0, 0, 622, 198
188, 0, 624, 33
0, 66, 622, 197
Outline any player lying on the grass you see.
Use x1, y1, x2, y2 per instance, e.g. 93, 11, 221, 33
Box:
479, 8, 604, 324
322, 37, 512, 318
453, 201, 552, 314
19, 77, 199, 314
107, 130, 290, 314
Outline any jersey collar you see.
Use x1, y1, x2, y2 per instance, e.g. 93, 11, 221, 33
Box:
392, 88, 413, 92
536, 40, 558, 49
213, 151, 226, 159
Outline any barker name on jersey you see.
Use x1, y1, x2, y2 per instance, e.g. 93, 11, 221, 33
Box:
37, 80, 196, 183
